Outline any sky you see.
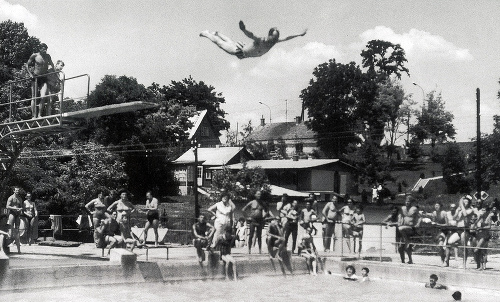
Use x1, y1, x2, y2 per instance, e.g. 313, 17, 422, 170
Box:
2, 0, 500, 143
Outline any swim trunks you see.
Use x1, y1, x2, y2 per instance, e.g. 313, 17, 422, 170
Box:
147, 210, 159, 223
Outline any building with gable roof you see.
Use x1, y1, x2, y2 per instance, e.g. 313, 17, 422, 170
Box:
187, 109, 221, 147
245, 117, 318, 157
172, 146, 253, 195
211, 158, 357, 201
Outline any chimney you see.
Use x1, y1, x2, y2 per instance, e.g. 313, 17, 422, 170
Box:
260, 115, 266, 127
295, 116, 302, 125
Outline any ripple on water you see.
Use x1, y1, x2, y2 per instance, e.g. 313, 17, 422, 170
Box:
3, 274, 500, 302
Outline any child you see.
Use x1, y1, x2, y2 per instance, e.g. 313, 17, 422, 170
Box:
351, 206, 365, 254
217, 226, 237, 281
360, 267, 370, 282
297, 227, 318, 275
234, 217, 247, 248
425, 274, 447, 289
343, 265, 358, 280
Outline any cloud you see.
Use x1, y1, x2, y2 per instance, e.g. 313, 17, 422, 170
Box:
358, 26, 473, 61
249, 42, 342, 79
0, 0, 38, 29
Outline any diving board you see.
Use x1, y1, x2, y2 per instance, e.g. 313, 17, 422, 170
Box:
62, 101, 159, 119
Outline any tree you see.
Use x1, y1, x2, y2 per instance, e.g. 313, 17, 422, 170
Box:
211, 164, 270, 204
361, 40, 410, 80
0, 20, 41, 71
157, 76, 230, 135
83, 75, 194, 198
300, 60, 364, 157
10, 140, 128, 214
411, 91, 456, 151
381, 79, 415, 160
441, 143, 471, 194
475, 116, 500, 188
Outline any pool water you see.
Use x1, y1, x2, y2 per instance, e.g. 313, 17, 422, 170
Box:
3, 274, 500, 302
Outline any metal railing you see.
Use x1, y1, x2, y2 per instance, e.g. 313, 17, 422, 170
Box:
2, 71, 91, 123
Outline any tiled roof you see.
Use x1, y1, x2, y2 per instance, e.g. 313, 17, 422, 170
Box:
173, 146, 246, 166
246, 122, 316, 142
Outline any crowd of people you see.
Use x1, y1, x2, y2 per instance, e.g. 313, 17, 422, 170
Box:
1, 187, 163, 256
192, 190, 500, 278
384, 194, 499, 269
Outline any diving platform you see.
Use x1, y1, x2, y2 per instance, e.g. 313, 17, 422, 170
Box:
0, 101, 158, 142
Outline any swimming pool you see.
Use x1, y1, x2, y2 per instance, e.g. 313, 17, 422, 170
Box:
3, 274, 500, 302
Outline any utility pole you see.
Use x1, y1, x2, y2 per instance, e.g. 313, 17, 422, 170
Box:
193, 139, 200, 218
476, 88, 481, 197
285, 99, 288, 123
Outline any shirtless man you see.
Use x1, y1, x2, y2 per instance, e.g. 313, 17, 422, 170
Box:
25, 43, 55, 118
143, 191, 159, 246
398, 196, 419, 264
200, 21, 306, 59
6, 187, 23, 253
242, 190, 267, 254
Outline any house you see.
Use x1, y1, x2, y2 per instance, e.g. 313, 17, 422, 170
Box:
212, 158, 357, 201
245, 116, 318, 157
187, 109, 221, 147
172, 146, 253, 195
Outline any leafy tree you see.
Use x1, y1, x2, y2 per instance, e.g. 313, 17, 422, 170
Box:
411, 91, 456, 150
346, 138, 392, 185
381, 79, 415, 160
157, 76, 230, 135
83, 75, 194, 198
211, 164, 270, 204
361, 40, 410, 80
0, 20, 41, 70
300, 59, 364, 157
11, 140, 128, 214
441, 143, 471, 194
475, 116, 500, 188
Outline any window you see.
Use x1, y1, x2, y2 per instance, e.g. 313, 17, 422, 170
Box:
200, 126, 209, 137
295, 143, 303, 153
197, 166, 203, 179
205, 170, 212, 180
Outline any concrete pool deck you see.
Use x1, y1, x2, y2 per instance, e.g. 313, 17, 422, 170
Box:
1, 242, 500, 291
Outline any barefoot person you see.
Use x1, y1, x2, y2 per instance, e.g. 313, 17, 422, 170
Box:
242, 190, 267, 254
298, 227, 318, 275
23, 192, 38, 245
108, 189, 136, 243
46, 60, 65, 115
207, 193, 235, 249
25, 43, 55, 118
192, 214, 214, 268
216, 226, 237, 281
6, 187, 23, 253
398, 196, 419, 264
200, 21, 306, 59
143, 191, 159, 247
322, 196, 339, 252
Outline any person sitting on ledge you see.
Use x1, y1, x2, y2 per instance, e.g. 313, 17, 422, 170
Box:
425, 274, 447, 290
216, 226, 237, 281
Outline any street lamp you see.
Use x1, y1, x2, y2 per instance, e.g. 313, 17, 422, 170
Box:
412, 82, 426, 107
259, 101, 272, 124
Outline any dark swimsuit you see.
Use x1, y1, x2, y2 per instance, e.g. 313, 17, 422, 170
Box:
147, 210, 159, 223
